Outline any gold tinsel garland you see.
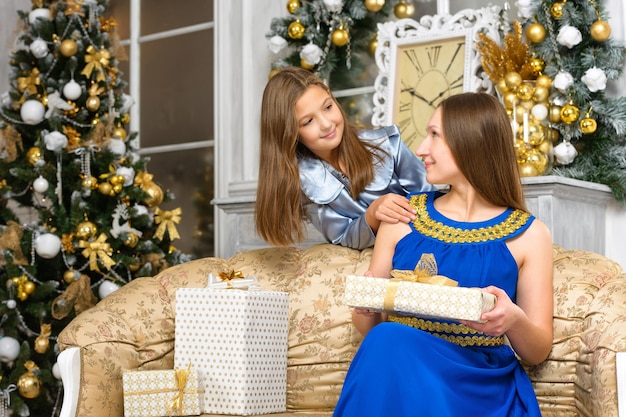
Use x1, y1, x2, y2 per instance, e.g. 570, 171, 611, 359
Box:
476, 21, 535, 82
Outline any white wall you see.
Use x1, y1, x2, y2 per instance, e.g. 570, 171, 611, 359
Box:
0, 0, 30, 94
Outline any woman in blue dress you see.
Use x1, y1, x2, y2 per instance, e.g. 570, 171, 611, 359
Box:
255, 67, 434, 249
334, 92, 553, 416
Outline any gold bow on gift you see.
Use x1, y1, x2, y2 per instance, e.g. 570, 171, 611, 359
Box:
81, 45, 111, 82
209, 270, 259, 290
168, 363, 191, 417
79, 233, 116, 271
154, 208, 182, 241
385, 253, 457, 311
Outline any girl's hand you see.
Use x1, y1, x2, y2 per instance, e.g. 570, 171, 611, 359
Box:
366, 194, 416, 233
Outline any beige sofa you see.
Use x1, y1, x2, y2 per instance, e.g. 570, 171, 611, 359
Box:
57, 244, 626, 417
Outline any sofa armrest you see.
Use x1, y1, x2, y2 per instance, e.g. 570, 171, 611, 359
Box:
58, 347, 80, 417
57, 277, 176, 417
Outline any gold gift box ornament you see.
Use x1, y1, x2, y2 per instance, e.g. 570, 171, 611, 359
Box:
344, 254, 496, 322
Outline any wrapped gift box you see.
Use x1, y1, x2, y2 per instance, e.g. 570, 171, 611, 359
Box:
175, 286, 289, 415
344, 275, 496, 322
122, 366, 203, 417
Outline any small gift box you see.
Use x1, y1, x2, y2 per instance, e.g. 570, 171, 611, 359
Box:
174, 271, 289, 416
122, 364, 203, 417
344, 254, 496, 322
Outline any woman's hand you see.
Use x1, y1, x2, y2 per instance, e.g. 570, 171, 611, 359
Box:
366, 193, 416, 233
459, 286, 522, 337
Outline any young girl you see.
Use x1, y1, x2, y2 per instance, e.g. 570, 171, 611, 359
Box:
334, 92, 553, 416
255, 67, 433, 249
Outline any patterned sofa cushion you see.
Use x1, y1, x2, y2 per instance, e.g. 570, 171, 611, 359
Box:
525, 245, 626, 417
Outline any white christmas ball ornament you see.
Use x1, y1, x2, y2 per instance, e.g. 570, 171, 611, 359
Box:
62, 80, 82, 100
35, 233, 62, 259
28, 8, 52, 24
0, 336, 21, 363
6, 299, 16, 309
99, 281, 121, 299
29, 38, 49, 59
531, 104, 549, 121
52, 362, 61, 379
33, 176, 49, 193
20, 100, 46, 125
105, 138, 126, 156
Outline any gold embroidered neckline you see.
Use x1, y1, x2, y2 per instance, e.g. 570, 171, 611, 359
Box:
410, 193, 531, 244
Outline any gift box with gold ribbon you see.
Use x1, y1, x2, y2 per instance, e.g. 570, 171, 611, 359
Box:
344, 254, 496, 322
174, 271, 289, 415
122, 364, 203, 417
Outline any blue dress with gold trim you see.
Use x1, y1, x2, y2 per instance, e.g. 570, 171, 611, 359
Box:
333, 191, 542, 417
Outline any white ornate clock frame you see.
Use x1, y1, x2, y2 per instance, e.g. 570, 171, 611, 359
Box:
371, 5, 509, 128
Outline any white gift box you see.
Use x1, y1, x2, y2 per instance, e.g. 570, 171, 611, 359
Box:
122, 366, 203, 417
174, 283, 289, 415
344, 275, 496, 322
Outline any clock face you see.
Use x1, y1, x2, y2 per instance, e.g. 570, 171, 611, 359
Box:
393, 34, 468, 152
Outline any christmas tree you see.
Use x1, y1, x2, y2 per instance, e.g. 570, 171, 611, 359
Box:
517, 0, 626, 200
266, 0, 417, 88
0, 0, 191, 414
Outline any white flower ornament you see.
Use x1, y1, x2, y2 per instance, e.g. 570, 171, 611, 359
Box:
581, 67, 607, 92
300, 43, 324, 66
557, 25, 582, 49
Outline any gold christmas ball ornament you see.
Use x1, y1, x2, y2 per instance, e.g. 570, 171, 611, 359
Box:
580, 116, 597, 134
26, 147, 42, 166
526, 148, 549, 174
590, 19, 611, 42
63, 269, 78, 284
529, 57, 545, 76
394, 1, 415, 18
286, 0, 301, 14
368, 35, 378, 56
98, 181, 113, 196
59, 39, 78, 57
532, 86, 550, 103
142, 181, 164, 207
526, 22, 547, 43
502, 91, 518, 110
86, 95, 100, 112
300, 59, 315, 70
519, 162, 540, 177
495, 79, 509, 96
560, 103, 580, 124
332, 27, 349, 47
365, 0, 385, 12
76, 220, 97, 240
34, 335, 49, 354
549, 105, 562, 124
516, 82, 535, 101
535, 74, 552, 90
17, 362, 41, 399
504, 72, 523, 89
527, 122, 546, 147
288, 20, 305, 39
550, 1, 565, 19
112, 126, 127, 140
124, 232, 139, 248
82, 175, 99, 190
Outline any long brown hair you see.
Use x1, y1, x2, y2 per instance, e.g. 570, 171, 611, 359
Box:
440, 92, 527, 211
255, 67, 379, 246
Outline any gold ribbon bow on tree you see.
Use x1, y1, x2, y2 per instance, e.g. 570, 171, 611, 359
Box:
81, 45, 111, 82
133, 171, 154, 187
0, 125, 23, 163
51, 274, 98, 319
0, 221, 28, 265
17, 68, 41, 96
154, 208, 182, 241
79, 233, 116, 271
386, 254, 457, 311
168, 363, 192, 416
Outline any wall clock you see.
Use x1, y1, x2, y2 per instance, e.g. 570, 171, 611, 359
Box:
372, 6, 508, 152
